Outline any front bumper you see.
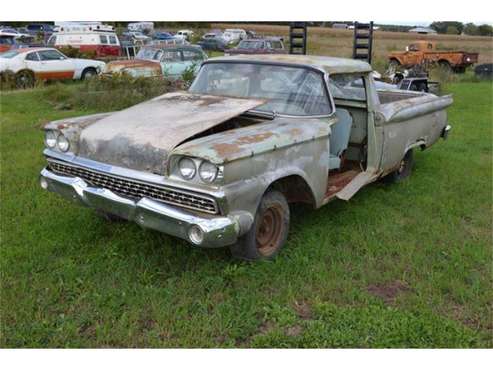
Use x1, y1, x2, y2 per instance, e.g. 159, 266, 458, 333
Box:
40, 168, 240, 248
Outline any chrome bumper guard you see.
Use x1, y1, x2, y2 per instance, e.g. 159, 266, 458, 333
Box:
441, 124, 452, 140
40, 168, 240, 248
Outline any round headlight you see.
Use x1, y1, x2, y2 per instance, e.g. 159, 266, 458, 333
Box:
179, 157, 196, 180
45, 130, 58, 148
199, 161, 218, 183
56, 134, 70, 152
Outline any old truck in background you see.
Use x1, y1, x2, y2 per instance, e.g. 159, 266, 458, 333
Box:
39, 55, 453, 261
388, 41, 479, 73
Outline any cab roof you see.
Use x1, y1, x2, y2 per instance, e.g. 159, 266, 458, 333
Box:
206, 54, 372, 74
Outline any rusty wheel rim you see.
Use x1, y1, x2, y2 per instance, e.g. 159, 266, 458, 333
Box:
256, 205, 283, 256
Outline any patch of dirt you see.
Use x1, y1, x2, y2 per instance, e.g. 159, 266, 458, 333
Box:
286, 325, 303, 337
293, 300, 312, 320
367, 280, 412, 304
258, 320, 276, 334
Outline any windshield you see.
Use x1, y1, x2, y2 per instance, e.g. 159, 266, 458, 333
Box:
238, 40, 263, 49
136, 47, 161, 60
190, 62, 332, 116
0, 50, 20, 58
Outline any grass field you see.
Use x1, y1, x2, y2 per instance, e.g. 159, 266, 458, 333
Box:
1, 81, 492, 348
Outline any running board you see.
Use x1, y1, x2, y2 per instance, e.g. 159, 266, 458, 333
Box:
336, 171, 378, 201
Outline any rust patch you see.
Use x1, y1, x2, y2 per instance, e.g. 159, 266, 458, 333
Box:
212, 142, 241, 157
235, 132, 274, 145
367, 280, 411, 304
289, 128, 302, 137
107, 59, 160, 69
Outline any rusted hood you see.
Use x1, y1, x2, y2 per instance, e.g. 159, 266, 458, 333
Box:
105, 59, 161, 73
78, 92, 265, 174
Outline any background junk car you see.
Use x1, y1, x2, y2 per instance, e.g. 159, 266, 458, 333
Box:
226, 37, 286, 55
39, 54, 452, 261
0, 47, 105, 87
388, 41, 479, 73
47, 24, 121, 57
104, 45, 207, 78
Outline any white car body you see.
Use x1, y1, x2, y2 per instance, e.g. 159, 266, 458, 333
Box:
0, 47, 105, 80
175, 30, 194, 41
127, 22, 154, 33
223, 29, 247, 44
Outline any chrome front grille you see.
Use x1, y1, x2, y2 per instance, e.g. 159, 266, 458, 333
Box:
47, 160, 219, 214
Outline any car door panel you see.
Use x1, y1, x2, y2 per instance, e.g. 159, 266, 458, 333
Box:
36, 50, 75, 80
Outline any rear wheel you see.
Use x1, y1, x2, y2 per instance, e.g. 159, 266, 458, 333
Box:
384, 149, 414, 183
229, 190, 290, 261
81, 67, 97, 80
438, 60, 452, 73
15, 70, 35, 89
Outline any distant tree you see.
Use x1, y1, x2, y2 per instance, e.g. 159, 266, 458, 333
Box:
446, 25, 460, 35
430, 21, 464, 34
478, 24, 493, 36
463, 23, 479, 35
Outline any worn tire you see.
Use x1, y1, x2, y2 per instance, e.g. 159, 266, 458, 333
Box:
438, 60, 452, 73
15, 70, 35, 89
81, 67, 97, 80
229, 190, 290, 261
384, 149, 414, 183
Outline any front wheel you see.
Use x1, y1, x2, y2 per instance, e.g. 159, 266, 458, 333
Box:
229, 190, 290, 261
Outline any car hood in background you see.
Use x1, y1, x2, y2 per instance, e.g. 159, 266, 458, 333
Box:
104, 59, 160, 74
78, 92, 266, 174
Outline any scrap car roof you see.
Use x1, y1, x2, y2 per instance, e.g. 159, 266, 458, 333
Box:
207, 54, 372, 74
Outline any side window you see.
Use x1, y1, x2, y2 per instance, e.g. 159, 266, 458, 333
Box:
161, 50, 182, 62
182, 50, 203, 61
99, 35, 108, 44
427, 43, 433, 49
38, 50, 66, 61
25, 52, 39, 61
409, 44, 418, 51
271, 41, 282, 49
109, 35, 117, 45
328, 74, 367, 102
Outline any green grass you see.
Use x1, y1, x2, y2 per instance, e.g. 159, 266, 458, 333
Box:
1, 83, 492, 348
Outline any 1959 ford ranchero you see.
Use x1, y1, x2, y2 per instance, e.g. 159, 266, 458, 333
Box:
40, 54, 452, 261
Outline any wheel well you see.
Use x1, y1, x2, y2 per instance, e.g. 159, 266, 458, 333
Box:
16, 69, 34, 77
268, 175, 316, 207
438, 59, 451, 66
82, 67, 97, 75
389, 58, 401, 65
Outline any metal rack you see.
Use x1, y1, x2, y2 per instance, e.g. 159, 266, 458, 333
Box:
352, 21, 374, 64
289, 22, 307, 55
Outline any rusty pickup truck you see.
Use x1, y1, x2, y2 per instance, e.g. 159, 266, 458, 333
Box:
39, 55, 453, 261
388, 41, 479, 73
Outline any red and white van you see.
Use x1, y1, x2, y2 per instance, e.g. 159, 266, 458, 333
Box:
47, 24, 121, 57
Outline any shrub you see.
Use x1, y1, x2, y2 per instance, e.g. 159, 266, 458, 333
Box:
0, 70, 17, 91
42, 73, 183, 111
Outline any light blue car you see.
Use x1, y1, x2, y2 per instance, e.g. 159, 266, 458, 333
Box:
104, 44, 207, 79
